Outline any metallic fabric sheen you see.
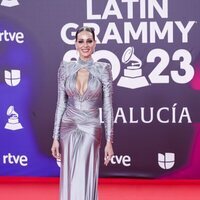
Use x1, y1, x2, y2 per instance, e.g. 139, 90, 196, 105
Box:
53, 58, 113, 200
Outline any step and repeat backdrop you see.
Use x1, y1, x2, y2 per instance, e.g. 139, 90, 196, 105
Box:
0, 0, 200, 178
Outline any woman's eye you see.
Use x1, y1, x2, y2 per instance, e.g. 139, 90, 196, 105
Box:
78, 40, 83, 44
87, 40, 93, 43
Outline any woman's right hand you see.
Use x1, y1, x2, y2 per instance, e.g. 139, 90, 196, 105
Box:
51, 139, 61, 160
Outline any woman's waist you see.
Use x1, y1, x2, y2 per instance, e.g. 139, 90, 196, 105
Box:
67, 97, 100, 111
63, 105, 101, 124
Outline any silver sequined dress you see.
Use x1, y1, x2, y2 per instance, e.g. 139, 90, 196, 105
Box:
53, 58, 113, 200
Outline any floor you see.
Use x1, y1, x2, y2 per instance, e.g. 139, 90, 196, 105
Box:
0, 177, 200, 200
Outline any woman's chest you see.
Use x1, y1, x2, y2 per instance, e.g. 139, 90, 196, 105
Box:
65, 71, 102, 98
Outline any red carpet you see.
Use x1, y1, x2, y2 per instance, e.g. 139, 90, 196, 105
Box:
0, 177, 200, 200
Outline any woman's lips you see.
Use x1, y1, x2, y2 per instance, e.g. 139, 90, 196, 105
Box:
81, 49, 90, 53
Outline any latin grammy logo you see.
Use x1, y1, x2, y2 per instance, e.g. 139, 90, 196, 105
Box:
117, 46, 149, 89
4, 106, 23, 130
1, 0, 19, 7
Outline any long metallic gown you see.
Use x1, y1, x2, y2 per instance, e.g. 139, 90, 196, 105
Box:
53, 58, 113, 200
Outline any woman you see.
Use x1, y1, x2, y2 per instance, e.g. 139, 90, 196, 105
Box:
51, 26, 114, 200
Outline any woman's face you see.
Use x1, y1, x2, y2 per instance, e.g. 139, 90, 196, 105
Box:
75, 31, 96, 61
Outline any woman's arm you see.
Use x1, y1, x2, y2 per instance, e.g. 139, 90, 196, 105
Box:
101, 63, 114, 165
51, 61, 67, 159
52, 61, 68, 140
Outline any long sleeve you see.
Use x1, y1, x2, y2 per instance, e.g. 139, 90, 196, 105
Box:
53, 61, 68, 140
101, 63, 114, 143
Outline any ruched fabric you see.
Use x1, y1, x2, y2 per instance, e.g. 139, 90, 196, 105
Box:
53, 58, 113, 200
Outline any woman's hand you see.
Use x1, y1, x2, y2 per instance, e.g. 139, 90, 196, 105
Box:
104, 141, 114, 166
51, 139, 61, 160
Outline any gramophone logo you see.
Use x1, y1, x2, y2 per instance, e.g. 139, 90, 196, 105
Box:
117, 46, 149, 89
1, 0, 19, 7
4, 70, 21, 86
4, 106, 23, 130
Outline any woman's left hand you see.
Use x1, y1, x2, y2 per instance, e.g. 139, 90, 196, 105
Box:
104, 141, 114, 166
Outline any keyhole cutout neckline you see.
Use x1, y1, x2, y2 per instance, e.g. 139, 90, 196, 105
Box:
74, 57, 94, 97
75, 68, 90, 97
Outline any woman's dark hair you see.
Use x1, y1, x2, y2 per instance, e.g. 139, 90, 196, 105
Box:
75, 26, 95, 41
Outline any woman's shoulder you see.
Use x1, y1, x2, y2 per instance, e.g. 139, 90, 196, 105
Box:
94, 61, 111, 72
93, 61, 112, 81
60, 60, 76, 69
59, 60, 76, 76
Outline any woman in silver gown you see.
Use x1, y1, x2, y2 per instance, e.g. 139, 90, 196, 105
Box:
51, 27, 114, 200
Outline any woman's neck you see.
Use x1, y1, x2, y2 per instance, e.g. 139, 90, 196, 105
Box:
79, 56, 92, 62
